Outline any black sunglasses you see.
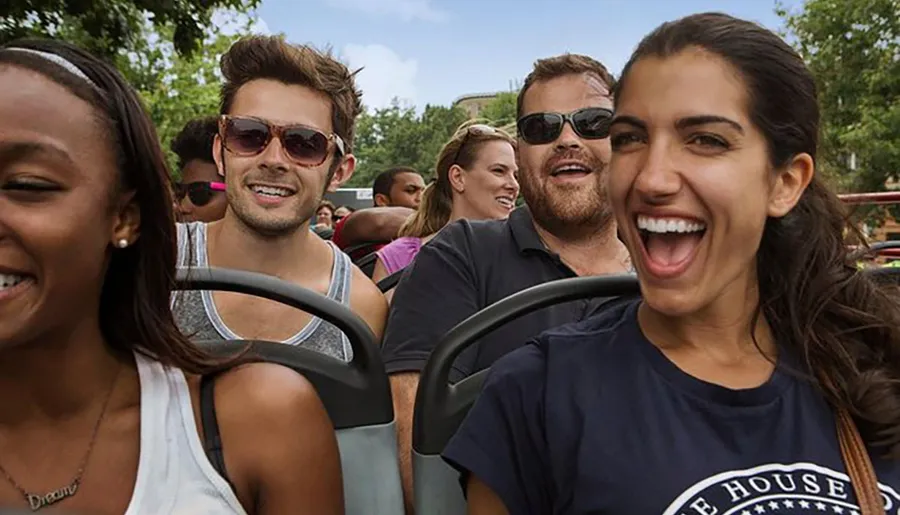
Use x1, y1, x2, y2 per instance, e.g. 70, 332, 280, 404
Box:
219, 115, 345, 167
174, 181, 226, 207
516, 107, 614, 145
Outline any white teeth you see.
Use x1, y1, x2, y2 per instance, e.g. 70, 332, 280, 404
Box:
250, 185, 293, 197
0, 274, 26, 290
496, 197, 514, 208
553, 165, 589, 175
636, 215, 706, 234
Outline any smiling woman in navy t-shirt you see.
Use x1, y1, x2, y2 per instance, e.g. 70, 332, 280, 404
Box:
443, 12, 900, 515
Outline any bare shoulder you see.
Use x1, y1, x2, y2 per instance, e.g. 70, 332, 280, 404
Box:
348, 264, 388, 341
216, 361, 319, 408
213, 363, 343, 513
213, 362, 331, 441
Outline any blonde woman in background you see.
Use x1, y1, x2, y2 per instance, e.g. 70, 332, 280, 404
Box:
371, 122, 519, 297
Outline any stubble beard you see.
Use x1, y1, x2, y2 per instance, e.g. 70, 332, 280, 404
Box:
519, 151, 614, 241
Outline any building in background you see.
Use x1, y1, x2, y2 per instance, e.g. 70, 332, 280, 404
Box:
453, 80, 521, 119
452, 92, 502, 118
324, 188, 374, 211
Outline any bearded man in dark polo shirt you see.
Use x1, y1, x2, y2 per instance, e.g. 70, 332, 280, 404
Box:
382, 53, 633, 511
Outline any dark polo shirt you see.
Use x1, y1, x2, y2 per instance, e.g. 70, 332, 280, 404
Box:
381, 206, 615, 382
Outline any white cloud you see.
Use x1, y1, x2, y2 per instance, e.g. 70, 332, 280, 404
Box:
343, 44, 419, 110
324, 0, 448, 22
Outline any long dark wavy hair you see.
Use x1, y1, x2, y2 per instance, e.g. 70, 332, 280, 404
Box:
0, 39, 236, 374
616, 13, 900, 458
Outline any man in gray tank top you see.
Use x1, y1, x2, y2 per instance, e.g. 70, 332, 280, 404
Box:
170, 36, 388, 362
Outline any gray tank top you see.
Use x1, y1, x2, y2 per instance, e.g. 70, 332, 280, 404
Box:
171, 222, 354, 361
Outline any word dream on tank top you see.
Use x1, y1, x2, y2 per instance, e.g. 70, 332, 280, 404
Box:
171, 222, 354, 362
124, 352, 246, 515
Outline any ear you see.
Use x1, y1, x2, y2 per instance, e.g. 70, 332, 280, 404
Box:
326, 154, 356, 193
111, 190, 141, 249
448, 164, 466, 194
767, 152, 814, 218
374, 193, 391, 207
212, 134, 226, 178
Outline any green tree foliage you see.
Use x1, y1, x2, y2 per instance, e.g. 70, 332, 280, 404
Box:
348, 100, 469, 187
0, 0, 260, 60
137, 26, 246, 174
778, 0, 900, 197
1, 1, 266, 174
479, 91, 518, 128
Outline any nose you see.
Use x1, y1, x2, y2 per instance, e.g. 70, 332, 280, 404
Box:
505, 173, 520, 196
632, 141, 682, 203
554, 120, 583, 150
178, 196, 194, 215
258, 135, 292, 171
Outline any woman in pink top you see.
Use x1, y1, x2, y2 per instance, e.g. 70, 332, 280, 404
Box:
372, 122, 519, 297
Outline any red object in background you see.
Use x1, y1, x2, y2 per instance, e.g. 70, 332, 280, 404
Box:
331, 215, 386, 260
839, 192, 900, 205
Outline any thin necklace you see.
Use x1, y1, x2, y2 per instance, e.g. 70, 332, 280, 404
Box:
0, 365, 121, 512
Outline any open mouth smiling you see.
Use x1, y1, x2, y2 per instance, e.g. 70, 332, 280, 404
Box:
496, 196, 515, 210
247, 183, 297, 199
636, 214, 708, 278
550, 162, 592, 178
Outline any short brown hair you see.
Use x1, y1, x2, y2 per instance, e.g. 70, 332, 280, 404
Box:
516, 53, 616, 119
317, 199, 335, 213
219, 35, 363, 153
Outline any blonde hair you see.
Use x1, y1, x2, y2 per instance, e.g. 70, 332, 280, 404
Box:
398, 120, 515, 238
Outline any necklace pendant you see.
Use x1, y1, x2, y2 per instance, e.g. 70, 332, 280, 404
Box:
26, 482, 78, 511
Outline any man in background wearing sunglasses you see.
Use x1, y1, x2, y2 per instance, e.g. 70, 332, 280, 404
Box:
381, 54, 632, 511
171, 116, 228, 223
171, 35, 388, 362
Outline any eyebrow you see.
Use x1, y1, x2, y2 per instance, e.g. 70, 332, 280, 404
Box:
0, 141, 76, 166
609, 115, 647, 130
610, 114, 745, 135
675, 115, 744, 134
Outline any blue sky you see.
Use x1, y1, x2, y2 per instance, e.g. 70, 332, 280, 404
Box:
250, 0, 802, 111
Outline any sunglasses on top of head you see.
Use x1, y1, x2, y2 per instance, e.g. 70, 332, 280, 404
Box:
218, 115, 346, 167
516, 107, 614, 145
452, 124, 502, 164
174, 181, 226, 207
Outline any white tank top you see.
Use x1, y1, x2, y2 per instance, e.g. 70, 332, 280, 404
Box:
123, 352, 247, 515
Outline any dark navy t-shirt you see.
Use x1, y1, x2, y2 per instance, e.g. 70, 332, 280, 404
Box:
443, 298, 900, 514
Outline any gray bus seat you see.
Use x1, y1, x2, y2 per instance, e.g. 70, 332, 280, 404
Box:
175, 267, 402, 515
376, 268, 405, 293
412, 274, 642, 515
355, 252, 378, 278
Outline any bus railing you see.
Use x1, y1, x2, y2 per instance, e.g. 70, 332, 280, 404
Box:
839, 192, 900, 205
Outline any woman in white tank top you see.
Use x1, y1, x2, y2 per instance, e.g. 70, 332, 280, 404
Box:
0, 40, 343, 514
